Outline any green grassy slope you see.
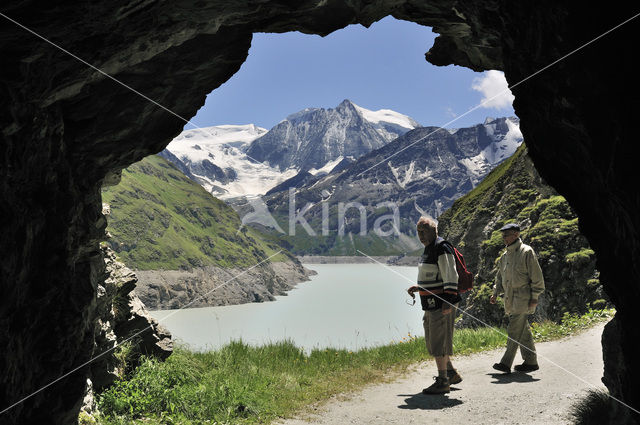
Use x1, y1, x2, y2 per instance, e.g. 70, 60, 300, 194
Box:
101, 155, 288, 270
437, 144, 607, 324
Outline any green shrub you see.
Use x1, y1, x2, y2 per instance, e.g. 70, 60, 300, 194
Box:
587, 279, 600, 288
78, 411, 97, 425
461, 283, 506, 327
565, 249, 595, 265
481, 231, 504, 252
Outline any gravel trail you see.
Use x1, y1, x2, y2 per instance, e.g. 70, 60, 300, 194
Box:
280, 324, 607, 425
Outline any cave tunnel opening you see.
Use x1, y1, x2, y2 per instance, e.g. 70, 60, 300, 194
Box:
98, 15, 610, 424
2, 3, 640, 424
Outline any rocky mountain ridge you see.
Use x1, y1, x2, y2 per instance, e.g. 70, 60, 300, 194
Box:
246, 99, 420, 172
239, 117, 521, 256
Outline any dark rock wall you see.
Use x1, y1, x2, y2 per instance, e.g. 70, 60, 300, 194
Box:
498, 5, 640, 422
1, 1, 639, 423
80, 245, 172, 420
91, 246, 172, 394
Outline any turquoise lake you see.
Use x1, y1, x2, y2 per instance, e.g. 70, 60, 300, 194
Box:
149, 263, 425, 352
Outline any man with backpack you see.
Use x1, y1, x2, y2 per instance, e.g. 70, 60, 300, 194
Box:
407, 216, 463, 394
490, 223, 545, 373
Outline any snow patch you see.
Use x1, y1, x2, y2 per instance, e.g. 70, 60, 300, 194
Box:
388, 160, 416, 189
481, 118, 522, 163
484, 122, 496, 137
352, 102, 420, 130
458, 156, 487, 178
308, 156, 344, 176
167, 124, 301, 199
502, 118, 523, 155
416, 165, 434, 180
285, 108, 321, 122
459, 117, 523, 182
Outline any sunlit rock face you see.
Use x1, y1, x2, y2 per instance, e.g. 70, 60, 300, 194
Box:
1, 1, 638, 423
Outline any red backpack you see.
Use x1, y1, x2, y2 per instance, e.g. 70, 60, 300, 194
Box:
439, 240, 474, 293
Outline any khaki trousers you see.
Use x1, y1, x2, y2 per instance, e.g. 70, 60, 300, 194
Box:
423, 306, 456, 357
501, 313, 537, 366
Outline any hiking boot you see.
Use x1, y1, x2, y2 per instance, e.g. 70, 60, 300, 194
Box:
422, 376, 450, 394
492, 362, 511, 373
447, 369, 463, 384
514, 363, 539, 373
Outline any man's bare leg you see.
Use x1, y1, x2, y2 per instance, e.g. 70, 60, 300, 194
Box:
435, 355, 449, 377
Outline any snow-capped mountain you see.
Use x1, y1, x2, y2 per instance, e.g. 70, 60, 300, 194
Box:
163, 124, 299, 199
455, 117, 522, 182
245, 99, 420, 172
237, 117, 523, 255
163, 101, 420, 199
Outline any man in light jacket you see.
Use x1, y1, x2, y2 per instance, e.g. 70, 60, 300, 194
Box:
490, 223, 545, 373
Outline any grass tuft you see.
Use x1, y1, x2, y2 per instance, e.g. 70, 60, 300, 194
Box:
569, 389, 612, 425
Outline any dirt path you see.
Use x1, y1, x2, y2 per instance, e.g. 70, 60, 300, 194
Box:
280, 324, 607, 425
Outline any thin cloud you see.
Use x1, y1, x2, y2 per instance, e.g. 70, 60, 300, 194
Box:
444, 106, 457, 118
471, 70, 515, 109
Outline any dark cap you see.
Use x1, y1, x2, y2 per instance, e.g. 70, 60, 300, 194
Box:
499, 223, 520, 232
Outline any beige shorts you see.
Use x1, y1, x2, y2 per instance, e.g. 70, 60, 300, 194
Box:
423, 305, 456, 357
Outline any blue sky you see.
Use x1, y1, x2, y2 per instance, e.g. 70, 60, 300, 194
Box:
189, 16, 515, 130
